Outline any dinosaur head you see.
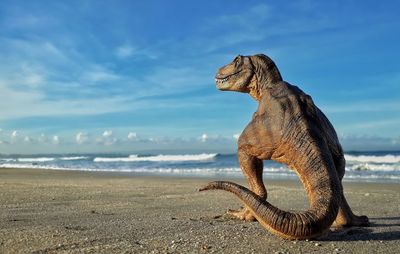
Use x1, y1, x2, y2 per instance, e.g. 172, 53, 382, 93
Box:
215, 55, 254, 92
215, 54, 283, 100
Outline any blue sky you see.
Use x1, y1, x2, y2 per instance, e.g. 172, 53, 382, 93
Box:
0, 0, 399, 154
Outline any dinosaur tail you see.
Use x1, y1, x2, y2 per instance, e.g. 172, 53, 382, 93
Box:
199, 148, 341, 240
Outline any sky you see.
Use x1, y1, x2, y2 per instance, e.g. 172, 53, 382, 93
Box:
0, 0, 399, 154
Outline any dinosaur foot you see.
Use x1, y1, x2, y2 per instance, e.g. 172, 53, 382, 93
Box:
227, 207, 257, 222
334, 214, 370, 228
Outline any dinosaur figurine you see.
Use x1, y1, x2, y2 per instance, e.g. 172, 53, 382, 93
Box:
200, 54, 369, 240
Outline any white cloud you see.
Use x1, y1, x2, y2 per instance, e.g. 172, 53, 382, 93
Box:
115, 44, 158, 59
97, 130, 117, 146
0, 82, 131, 119
233, 133, 240, 140
11, 130, 19, 143
0, 36, 214, 122
11, 130, 18, 138
103, 130, 113, 138
0, 38, 139, 120
145, 66, 209, 91
53, 135, 60, 145
199, 133, 208, 143
82, 66, 121, 83
25, 73, 43, 86
76, 132, 89, 144
127, 132, 137, 140
20, 63, 45, 87
115, 44, 136, 58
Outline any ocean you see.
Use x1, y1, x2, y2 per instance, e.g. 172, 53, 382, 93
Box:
1, 151, 400, 183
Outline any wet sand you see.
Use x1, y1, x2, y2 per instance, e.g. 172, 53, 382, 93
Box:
0, 168, 399, 253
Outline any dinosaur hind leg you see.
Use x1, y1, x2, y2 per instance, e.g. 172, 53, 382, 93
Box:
334, 193, 370, 228
227, 151, 266, 222
331, 151, 369, 227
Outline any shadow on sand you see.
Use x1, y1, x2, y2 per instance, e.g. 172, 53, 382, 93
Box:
320, 217, 400, 241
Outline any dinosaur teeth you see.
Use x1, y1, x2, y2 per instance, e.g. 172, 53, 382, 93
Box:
215, 70, 242, 83
215, 77, 229, 83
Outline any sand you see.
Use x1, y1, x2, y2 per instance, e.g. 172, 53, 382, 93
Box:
0, 168, 399, 253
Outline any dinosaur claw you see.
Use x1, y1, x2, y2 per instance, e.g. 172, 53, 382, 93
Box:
227, 207, 257, 221
334, 214, 370, 228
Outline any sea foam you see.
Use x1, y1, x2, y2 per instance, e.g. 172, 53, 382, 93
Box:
17, 157, 55, 162
344, 154, 400, 163
93, 153, 218, 162
60, 156, 89, 161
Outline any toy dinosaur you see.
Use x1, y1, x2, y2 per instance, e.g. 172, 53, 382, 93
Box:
200, 54, 369, 240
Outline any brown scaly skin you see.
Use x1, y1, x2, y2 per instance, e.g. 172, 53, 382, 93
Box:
199, 54, 369, 240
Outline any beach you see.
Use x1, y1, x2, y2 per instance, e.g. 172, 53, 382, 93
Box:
1, 168, 399, 253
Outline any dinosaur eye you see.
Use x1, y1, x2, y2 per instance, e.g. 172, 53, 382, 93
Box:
234, 56, 241, 66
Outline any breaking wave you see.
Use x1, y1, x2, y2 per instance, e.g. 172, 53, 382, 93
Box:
0, 163, 65, 170
344, 154, 400, 163
17, 157, 55, 162
347, 163, 400, 172
0, 163, 289, 175
1, 163, 397, 182
93, 153, 218, 162
1, 152, 399, 183
59, 156, 89, 161
0, 158, 16, 162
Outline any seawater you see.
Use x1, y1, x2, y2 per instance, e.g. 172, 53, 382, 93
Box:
1, 151, 400, 183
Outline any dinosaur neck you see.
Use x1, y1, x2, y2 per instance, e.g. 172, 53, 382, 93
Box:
248, 64, 283, 101
248, 57, 283, 102
248, 75, 263, 101
248, 76, 276, 102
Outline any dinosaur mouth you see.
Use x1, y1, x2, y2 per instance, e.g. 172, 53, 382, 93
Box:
215, 70, 242, 84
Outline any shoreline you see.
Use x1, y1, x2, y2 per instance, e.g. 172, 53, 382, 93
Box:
1, 168, 400, 253
1, 166, 399, 185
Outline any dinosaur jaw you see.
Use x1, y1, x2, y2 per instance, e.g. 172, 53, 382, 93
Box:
215, 70, 253, 92
215, 78, 232, 90
215, 70, 243, 90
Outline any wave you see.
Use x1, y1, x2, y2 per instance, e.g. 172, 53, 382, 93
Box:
344, 174, 400, 181
0, 163, 286, 175
0, 163, 65, 170
17, 157, 55, 162
0, 158, 16, 162
347, 163, 399, 172
0, 163, 399, 182
93, 153, 218, 162
344, 154, 400, 163
59, 156, 89, 161
2, 156, 89, 162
